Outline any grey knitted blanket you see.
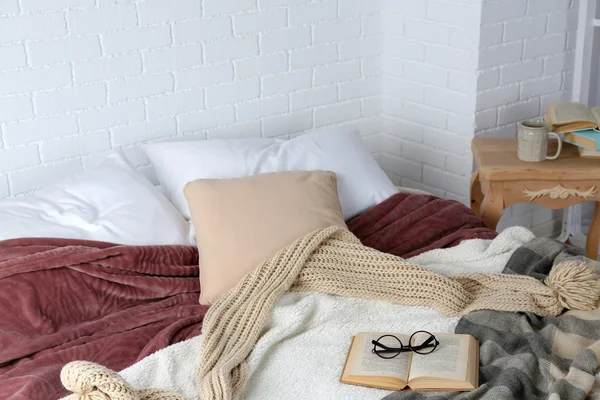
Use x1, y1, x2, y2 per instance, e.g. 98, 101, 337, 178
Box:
384, 238, 600, 400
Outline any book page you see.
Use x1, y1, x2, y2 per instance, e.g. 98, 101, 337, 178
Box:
408, 333, 470, 382
590, 106, 600, 125
550, 102, 594, 124
349, 333, 411, 381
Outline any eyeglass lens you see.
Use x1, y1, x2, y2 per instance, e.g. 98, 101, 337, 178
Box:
409, 331, 438, 355
372, 334, 403, 359
372, 331, 438, 359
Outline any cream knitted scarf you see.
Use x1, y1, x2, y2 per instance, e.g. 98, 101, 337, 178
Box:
196, 227, 600, 400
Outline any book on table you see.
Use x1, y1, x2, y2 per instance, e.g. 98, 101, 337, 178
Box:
340, 332, 479, 392
578, 146, 600, 158
563, 130, 600, 151
545, 102, 600, 133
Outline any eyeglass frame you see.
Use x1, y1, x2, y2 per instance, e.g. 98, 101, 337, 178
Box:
371, 331, 439, 359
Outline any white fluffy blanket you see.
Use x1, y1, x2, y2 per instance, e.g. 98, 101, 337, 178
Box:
119, 227, 535, 399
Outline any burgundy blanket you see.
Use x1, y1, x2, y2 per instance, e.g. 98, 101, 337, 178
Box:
0, 238, 208, 400
348, 192, 497, 258
0, 193, 495, 400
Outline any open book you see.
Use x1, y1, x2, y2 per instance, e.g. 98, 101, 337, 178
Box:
545, 102, 600, 133
340, 332, 478, 391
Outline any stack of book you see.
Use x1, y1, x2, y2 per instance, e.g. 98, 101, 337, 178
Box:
545, 102, 600, 158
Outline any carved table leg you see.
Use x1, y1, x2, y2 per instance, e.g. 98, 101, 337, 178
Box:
470, 171, 483, 216
587, 202, 600, 261
479, 182, 504, 231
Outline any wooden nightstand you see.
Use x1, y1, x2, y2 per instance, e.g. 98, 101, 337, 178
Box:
470, 138, 600, 260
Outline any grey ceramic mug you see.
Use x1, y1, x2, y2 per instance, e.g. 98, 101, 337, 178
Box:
517, 120, 562, 162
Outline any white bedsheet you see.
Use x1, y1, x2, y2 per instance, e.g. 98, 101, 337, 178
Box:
119, 227, 536, 399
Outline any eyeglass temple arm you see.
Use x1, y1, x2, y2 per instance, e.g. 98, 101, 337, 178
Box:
419, 336, 436, 347
371, 340, 401, 351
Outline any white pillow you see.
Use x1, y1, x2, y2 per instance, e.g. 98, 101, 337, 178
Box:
0, 153, 190, 245
144, 128, 398, 220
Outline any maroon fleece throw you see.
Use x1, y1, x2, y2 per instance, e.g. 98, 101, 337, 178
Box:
348, 192, 497, 258
0, 238, 208, 400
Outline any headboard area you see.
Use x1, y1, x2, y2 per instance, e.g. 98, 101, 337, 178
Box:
0, 0, 382, 199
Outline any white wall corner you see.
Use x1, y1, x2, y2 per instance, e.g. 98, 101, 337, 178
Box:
0, 0, 580, 234
380, 0, 481, 206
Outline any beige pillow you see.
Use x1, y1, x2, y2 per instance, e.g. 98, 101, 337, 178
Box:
184, 171, 347, 305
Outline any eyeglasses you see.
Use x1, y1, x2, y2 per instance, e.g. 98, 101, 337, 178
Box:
371, 331, 439, 359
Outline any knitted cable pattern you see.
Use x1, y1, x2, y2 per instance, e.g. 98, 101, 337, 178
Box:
196, 226, 600, 400
60, 361, 187, 400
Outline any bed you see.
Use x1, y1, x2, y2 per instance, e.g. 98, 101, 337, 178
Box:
2, 129, 600, 400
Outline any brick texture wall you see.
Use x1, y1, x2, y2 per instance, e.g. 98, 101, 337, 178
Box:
476, 0, 577, 232
379, 0, 481, 205
379, 0, 577, 233
0, 0, 383, 197
0, 0, 580, 236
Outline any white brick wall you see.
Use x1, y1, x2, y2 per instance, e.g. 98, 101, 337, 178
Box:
0, 0, 579, 237
378, 0, 577, 233
475, 0, 576, 232
379, 0, 481, 205
0, 0, 383, 195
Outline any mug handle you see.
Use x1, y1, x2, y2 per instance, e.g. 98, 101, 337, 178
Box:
546, 132, 562, 160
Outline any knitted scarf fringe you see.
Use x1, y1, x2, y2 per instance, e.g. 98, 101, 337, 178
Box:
59, 361, 186, 400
